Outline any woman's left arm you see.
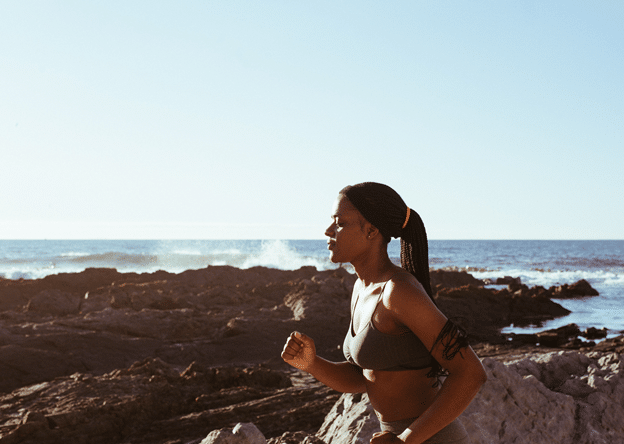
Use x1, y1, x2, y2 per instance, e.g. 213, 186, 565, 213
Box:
382, 279, 488, 444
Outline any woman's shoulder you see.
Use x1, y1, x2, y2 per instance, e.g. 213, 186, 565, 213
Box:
384, 271, 432, 307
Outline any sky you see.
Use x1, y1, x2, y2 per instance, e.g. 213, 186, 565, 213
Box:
1, 1, 622, 240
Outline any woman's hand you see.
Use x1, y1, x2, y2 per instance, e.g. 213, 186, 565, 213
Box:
281, 331, 317, 372
370, 431, 403, 443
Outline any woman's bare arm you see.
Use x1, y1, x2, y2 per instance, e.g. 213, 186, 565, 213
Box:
382, 279, 488, 444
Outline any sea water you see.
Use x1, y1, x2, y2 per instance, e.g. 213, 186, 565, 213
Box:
1, 239, 622, 335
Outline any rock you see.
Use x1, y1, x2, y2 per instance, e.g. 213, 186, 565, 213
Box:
433, 284, 570, 342
582, 327, 608, 340
25, 289, 81, 316
507, 333, 539, 345
316, 393, 379, 444
0, 265, 619, 443
460, 357, 578, 443
0, 358, 336, 444
536, 323, 582, 347
496, 276, 522, 286
201, 423, 266, 444
266, 431, 325, 443
551, 279, 599, 298
430, 269, 485, 290
317, 352, 624, 444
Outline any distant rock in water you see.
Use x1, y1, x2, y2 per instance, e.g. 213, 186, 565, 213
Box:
551, 279, 600, 298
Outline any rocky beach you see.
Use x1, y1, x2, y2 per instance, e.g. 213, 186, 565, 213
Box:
0, 265, 623, 444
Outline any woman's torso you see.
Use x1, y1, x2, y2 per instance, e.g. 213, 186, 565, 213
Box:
346, 272, 440, 421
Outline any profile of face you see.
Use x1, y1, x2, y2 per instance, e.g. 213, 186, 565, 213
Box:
324, 194, 370, 264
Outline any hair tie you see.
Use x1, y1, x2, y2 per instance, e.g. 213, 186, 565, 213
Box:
402, 207, 411, 229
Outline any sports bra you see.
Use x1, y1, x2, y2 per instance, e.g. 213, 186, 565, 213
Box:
342, 275, 435, 372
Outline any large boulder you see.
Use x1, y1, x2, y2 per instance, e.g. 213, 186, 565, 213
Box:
316, 393, 379, 444
317, 351, 624, 444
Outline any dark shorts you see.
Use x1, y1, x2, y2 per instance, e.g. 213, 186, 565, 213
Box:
378, 416, 469, 443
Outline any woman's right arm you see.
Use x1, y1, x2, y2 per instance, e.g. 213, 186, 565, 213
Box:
281, 331, 367, 393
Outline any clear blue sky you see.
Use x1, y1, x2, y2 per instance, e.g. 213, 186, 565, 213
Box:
1, 1, 622, 239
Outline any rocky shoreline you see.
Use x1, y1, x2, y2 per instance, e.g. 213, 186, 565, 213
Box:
0, 266, 622, 443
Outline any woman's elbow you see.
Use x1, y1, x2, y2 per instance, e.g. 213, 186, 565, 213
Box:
449, 358, 488, 388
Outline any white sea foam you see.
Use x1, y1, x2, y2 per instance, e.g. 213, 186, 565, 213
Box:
60, 251, 90, 257
240, 240, 332, 271
472, 268, 623, 289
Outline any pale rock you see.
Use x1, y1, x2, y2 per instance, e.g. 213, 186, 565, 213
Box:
511, 350, 591, 389
316, 393, 379, 444
201, 422, 266, 444
461, 357, 577, 444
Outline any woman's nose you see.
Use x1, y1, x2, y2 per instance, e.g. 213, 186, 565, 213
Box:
325, 223, 335, 237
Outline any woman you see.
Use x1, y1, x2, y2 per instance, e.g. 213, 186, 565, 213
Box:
281, 182, 487, 444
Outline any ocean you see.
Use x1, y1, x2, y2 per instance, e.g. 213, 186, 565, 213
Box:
1, 239, 622, 337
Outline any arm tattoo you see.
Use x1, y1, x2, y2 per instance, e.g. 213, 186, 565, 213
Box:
425, 319, 470, 387
431, 319, 470, 360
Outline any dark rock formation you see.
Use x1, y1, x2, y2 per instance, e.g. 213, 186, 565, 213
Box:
0, 265, 614, 443
551, 279, 600, 298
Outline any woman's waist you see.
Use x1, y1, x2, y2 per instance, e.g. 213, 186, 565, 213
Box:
364, 368, 439, 422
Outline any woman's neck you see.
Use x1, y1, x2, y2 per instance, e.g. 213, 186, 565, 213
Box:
352, 249, 399, 287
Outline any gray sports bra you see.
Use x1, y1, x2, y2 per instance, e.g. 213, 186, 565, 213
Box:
342, 276, 435, 372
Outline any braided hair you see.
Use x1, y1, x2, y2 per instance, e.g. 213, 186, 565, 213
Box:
339, 182, 433, 300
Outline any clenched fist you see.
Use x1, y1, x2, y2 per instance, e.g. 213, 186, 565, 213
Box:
281, 331, 317, 372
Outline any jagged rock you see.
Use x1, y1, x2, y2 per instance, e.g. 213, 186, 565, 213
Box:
282, 275, 351, 321
317, 352, 624, 444
0, 266, 618, 443
0, 358, 333, 444
316, 392, 379, 444
201, 423, 266, 444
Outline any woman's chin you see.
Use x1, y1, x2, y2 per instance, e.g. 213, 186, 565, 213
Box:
328, 252, 342, 263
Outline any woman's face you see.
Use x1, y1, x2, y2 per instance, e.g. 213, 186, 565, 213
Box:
324, 194, 369, 264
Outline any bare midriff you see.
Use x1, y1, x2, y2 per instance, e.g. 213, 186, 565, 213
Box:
364, 367, 439, 422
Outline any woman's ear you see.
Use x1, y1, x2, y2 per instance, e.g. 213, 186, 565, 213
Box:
366, 225, 381, 240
